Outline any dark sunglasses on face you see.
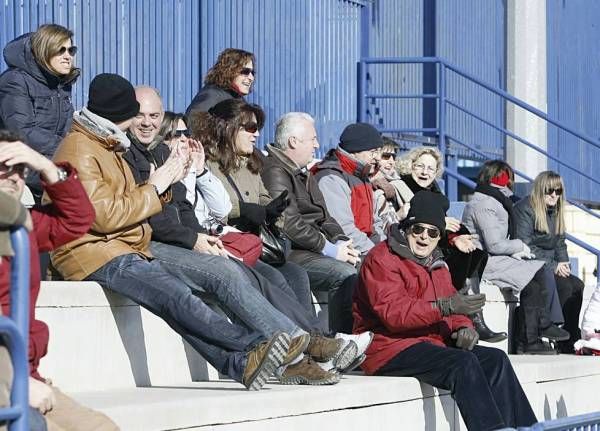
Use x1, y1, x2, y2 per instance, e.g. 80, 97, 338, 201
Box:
545, 187, 563, 196
410, 224, 441, 239
239, 67, 256, 77
0, 163, 29, 178
380, 152, 396, 161
170, 129, 191, 139
56, 46, 78, 56
242, 123, 259, 134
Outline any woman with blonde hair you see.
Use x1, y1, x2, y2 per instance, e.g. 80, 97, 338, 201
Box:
0, 24, 79, 201
514, 171, 583, 353
185, 48, 256, 116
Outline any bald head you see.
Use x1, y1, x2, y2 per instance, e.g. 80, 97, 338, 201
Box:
130, 86, 164, 145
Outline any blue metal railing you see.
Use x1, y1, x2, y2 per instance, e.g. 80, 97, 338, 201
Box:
500, 411, 600, 430
0, 227, 30, 431
357, 57, 600, 277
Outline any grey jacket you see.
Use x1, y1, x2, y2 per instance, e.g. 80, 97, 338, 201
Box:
513, 197, 569, 272
462, 191, 544, 293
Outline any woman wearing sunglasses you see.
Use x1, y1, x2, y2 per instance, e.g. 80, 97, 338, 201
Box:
462, 160, 570, 354
0, 24, 79, 202
514, 171, 583, 353
185, 48, 256, 116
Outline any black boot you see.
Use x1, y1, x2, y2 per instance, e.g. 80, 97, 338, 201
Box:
472, 311, 507, 343
514, 306, 558, 355
516, 340, 558, 355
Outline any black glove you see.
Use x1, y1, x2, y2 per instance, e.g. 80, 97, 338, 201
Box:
436, 293, 486, 316
239, 201, 267, 226
451, 327, 479, 350
265, 190, 289, 222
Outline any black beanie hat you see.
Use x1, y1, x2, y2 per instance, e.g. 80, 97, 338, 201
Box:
87, 73, 140, 123
403, 190, 449, 233
339, 123, 383, 153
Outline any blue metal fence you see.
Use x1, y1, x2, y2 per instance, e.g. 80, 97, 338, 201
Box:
0, 228, 31, 431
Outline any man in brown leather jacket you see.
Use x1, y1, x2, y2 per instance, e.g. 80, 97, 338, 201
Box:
262, 113, 366, 342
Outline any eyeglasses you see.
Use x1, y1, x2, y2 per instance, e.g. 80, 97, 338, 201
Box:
239, 67, 256, 77
56, 46, 78, 56
410, 224, 441, 239
0, 163, 29, 178
241, 123, 259, 134
380, 152, 396, 161
545, 187, 563, 196
413, 163, 437, 174
170, 129, 190, 139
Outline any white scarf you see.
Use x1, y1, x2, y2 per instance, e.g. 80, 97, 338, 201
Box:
74, 107, 132, 151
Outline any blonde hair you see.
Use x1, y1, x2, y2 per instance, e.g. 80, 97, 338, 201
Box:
396, 146, 444, 179
30, 24, 75, 77
529, 171, 566, 235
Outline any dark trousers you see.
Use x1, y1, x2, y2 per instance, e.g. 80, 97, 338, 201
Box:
445, 248, 488, 292
555, 274, 584, 352
378, 343, 537, 431
514, 268, 550, 347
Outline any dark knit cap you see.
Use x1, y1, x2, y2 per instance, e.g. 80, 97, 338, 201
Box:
87, 73, 140, 123
339, 123, 383, 153
403, 190, 449, 233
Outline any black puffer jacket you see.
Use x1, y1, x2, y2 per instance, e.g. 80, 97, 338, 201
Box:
261, 144, 347, 253
123, 136, 205, 250
0, 33, 79, 158
185, 83, 241, 117
513, 197, 569, 271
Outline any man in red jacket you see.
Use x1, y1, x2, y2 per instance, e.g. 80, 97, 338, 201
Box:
0, 130, 117, 429
353, 190, 537, 431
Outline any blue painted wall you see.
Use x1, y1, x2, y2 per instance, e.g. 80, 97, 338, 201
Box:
547, 0, 600, 203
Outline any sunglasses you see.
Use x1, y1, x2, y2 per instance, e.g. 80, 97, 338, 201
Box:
241, 123, 259, 134
170, 129, 191, 139
0, 163, 29, 178
56, 46, 78, 56
239, 67, 256, 76
545, 187, 563, 196
380, 152, 396, 160
410, 224, 441, 239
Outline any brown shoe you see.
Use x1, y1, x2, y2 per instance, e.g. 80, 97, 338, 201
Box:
242, 331, 290, 390
279, 356, 340, 385
306, 334, 343, 362
282, 334, 311, 366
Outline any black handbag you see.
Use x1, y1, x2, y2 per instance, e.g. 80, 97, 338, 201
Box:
225, 175, 288, 266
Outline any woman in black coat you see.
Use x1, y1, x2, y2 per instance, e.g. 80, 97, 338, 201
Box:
514, 171, 584, 353
0, 24, 79, 201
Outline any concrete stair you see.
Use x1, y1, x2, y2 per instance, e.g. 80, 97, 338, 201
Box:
36, 281, 600, 430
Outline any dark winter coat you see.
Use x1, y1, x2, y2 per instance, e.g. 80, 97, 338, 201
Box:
353, 225, 473, 375
0, 33, 79, 159
185, 83, 241, 117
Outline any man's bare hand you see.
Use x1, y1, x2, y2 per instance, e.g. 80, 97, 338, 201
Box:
194, 233, 228, 258
29, 377, 55, 414
0, 141, 60, 184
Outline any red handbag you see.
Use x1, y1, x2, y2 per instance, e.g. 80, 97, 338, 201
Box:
220, 231, 263, 267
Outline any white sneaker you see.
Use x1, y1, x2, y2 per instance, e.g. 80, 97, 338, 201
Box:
335, 332, 374, 357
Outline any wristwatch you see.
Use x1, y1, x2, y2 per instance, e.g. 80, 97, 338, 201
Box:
56, 167, 68, 182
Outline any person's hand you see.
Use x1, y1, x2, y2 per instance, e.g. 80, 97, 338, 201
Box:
29, 377, 55, 414
193, 233, 228, 258
148, 150, 187, 194
444, 217, 461, 233
371, 176, 396, 200
188, 139, 205, 174
265, 190, 289, 221
336, 239, 360, 266
512, 243, 535, 260
0, 140, 60, 184
436, 293, 486, 316
556, 262, 571, 278
453, 234, 476, 253
451, 327, 479, 350
23, 211, 33, 232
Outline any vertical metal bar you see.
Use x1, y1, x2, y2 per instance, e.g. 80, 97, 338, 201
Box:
422, 0, 437, 136
357, 60, 365, 122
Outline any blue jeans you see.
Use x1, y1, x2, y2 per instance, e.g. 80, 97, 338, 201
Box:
288, 250, 357, 333
149, 242, 302, 338
86, 253, 264, 383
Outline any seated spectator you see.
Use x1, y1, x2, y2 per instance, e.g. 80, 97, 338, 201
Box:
186, 48, 255, 116
395, 146, 505, 342
0, 24, 80, 202
0, 130, 118, 429
462, 160, 569, 354
370, 136, 404, 231
125, 87, 355, 385
50, 73, 293, 391
311, 123, 386, 256
353, 190, 537, 431
261, 112, 363, 336
514, 171, 583, 353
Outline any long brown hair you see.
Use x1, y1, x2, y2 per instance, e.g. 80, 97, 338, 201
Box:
476, 159, 515, 190
529, 170, 566, 234
204, 48, 255, 90
188, 99, 265, 175
159, 111, 186, 142
30, 24, 78, 79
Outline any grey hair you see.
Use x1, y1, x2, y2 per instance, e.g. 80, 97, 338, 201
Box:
273, 112, 315, 150
396, 146, 444, 179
